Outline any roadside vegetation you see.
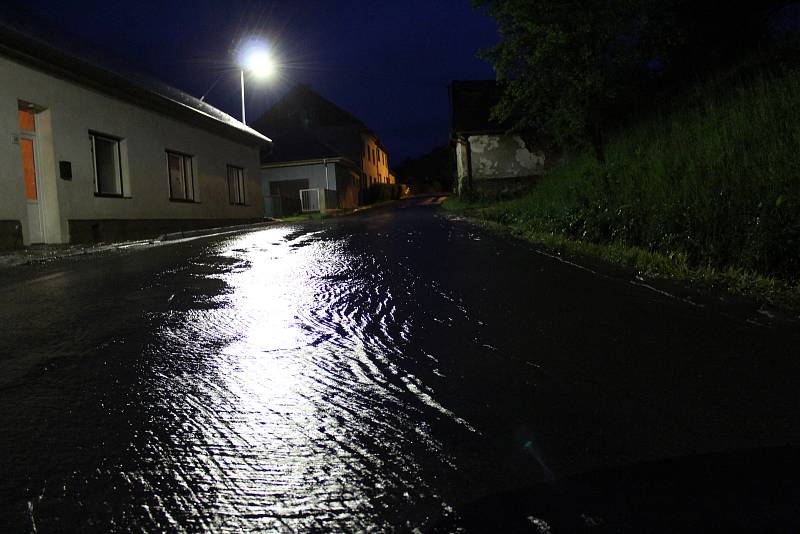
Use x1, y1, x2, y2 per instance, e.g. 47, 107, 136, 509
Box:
459, 1, 800, 314
446, 62, 800, 314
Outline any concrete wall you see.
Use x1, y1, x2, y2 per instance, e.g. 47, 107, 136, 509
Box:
334, 163, 359, 209
0, 55, 263, 246
467, 134, 546, 180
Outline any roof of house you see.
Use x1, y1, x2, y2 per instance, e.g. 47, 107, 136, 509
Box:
252, 84, 387, 152
253, 84, 365, 129
450, 80, 513, 134
261, 128, 341, 164
0, 8, 271, 147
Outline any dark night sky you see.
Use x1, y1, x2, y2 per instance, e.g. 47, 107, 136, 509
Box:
21, 0, 498, 163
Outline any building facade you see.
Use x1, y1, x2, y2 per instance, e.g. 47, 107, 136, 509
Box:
450, 80, 548, 198
0, 17, 270, 248
262, 158, 361, 216
253, 84, 390, 213
360, 132, 391, 187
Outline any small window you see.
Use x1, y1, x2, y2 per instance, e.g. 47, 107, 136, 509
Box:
227, 165, 246, 205
167, 151, 195, 201
90, 132, 124, 196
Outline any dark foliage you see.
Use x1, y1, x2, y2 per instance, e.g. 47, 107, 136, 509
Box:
394, 145, 454, 191
476, 0, 797, 161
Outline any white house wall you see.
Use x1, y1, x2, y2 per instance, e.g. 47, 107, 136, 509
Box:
468, 134, 545, 180
0, 55, 263, 245
262, 163, 338, 193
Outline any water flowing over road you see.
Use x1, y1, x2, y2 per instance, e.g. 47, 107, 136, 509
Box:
1, 199, 799, 531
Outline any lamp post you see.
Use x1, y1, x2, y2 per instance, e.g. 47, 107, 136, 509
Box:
238, 41, 276, 125
241, 69, 246, 124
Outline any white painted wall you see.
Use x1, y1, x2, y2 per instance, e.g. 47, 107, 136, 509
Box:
0, 55, 264, 245
262, 162, 338, 192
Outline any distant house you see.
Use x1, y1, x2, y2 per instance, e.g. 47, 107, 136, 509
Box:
0, 12, 271, 248
252, 84, 390, 214
450, 80, 547, 197
259, 129, 361, 216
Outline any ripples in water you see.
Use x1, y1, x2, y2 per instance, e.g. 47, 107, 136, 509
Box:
128, 226, 477, 530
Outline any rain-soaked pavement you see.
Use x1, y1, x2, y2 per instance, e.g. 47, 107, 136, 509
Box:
1, 198, 799, 531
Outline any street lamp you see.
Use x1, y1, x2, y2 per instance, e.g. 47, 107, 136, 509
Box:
238, 39, 276, 125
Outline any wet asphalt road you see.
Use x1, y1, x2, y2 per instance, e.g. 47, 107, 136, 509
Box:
0, 198, 799, 531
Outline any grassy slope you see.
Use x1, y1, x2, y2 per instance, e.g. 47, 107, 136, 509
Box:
446, 66, 800, 315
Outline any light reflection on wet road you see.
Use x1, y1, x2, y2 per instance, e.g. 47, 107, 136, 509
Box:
142, 225, 474, 530
1, 200, 799, 531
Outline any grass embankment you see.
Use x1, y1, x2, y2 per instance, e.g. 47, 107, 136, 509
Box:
446, 65, 800, 315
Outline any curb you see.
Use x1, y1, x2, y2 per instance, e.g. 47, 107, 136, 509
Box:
156, 220, 277, 241
0, 220, 279, 269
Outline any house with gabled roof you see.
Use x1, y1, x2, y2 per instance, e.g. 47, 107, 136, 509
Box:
0, 9, 271, 248
252, 84, 390, 214
259, 128, 362, 216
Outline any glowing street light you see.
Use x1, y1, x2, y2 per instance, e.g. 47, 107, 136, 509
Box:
244, 50, 276, 79
237, 39, 277, 125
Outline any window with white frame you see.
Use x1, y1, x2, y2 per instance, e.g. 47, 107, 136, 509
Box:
227, 165, 246, 205
167, 151, 195, 201
90, 132, 124, 196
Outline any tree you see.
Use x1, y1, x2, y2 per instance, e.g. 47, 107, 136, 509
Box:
395, 145, 454, 191
476, 0, 791, 163
475, 0, 679, 163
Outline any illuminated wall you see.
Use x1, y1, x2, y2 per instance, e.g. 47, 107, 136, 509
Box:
360, 133, 390, 186
0, 55, 264, 246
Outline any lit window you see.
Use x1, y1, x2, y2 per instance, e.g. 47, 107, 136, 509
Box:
227, 165, 246, 205
90, 132, 123, 196
167, 151, 195, 201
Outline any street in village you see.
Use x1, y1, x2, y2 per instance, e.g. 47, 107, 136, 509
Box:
1, 198, 798, 531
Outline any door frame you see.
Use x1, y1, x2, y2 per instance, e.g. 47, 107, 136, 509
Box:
19, 131, 46, 244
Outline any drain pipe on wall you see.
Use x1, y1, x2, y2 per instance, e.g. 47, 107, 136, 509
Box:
323, 158, 329, 212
